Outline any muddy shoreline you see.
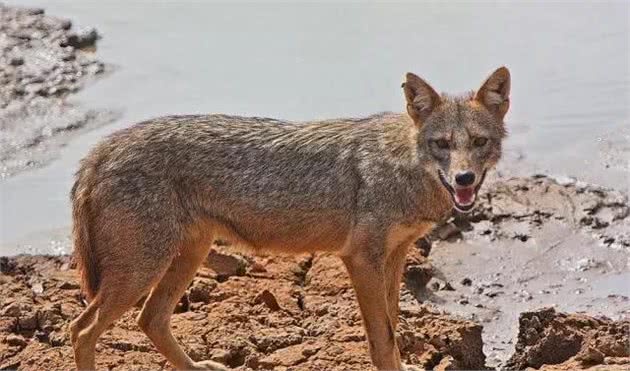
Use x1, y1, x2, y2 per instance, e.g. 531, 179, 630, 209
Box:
0, 3, 116, 179
419, 174, 630, 367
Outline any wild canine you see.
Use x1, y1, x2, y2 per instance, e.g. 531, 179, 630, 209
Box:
69, 67, 510, 371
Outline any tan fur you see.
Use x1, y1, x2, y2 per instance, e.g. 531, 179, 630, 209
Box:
385, 223, 435, 257
69, 67, 510, 371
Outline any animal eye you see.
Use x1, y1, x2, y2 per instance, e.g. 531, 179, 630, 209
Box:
434, 139, 450, 149
473, 137, 488, 147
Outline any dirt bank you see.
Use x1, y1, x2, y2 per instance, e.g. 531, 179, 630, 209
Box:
0, 251, 627, 370
0, 252, 486, 371
0, 3, 116, 179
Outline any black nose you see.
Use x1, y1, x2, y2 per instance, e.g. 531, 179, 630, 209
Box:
455, 171, 476, 186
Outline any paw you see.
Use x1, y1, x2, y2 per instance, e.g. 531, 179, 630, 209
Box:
191, 360, 230, 371
402, 363, 423, 371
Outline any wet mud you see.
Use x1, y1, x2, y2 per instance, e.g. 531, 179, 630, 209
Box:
0, 3, 116, 179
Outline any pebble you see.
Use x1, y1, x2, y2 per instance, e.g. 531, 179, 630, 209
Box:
187, 277, 217, 303
5, 334, 28, 347
205, 249, 249, 279
254, 289, 281, 311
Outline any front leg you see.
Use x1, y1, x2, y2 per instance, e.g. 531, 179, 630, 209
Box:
341, 232, 402, 371
383, 223, 433, 331
384, 242, 411, 331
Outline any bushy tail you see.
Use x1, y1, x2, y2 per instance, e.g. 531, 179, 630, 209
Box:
71, 167, 99, 301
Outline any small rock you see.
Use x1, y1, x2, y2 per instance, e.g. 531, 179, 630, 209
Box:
205, 249, 248, 279
461, 277, 472, 286
301, 343, 321, 357
0, 257, 17, 274
0, 360, 21, 370
31, 282, 44, 294
575, 346, 605, 364
175, 293, 189, 313
18, 312, 38, 330
34, 330, 49, 343
59, 281, 80, 290
48, 331, 68, 346
209, 349, 231, 364
485, 290, 504, 298
64, 27, 99, 49
434, 355, 459, 370
313, 305, 328, 316
430, 278, 455, 291
254, 290, 281, 311
415, 237, 432, 257
9, 57, 24, 67
404, 263, 433, 290
5, 334, 27, 348
249, 262, 267, 273
245, 355, 260, 369
1, 302, 22, 317
187, 277, 217, 304
38, 303, 63, 331
257, 343, 313, 368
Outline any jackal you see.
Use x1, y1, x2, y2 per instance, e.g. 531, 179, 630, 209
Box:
69, 67, 510, 370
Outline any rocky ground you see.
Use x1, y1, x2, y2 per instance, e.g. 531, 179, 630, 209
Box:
1, 174, 629, 370
0, 3, 116, 179
0, 252, 485, 371
505, 307, 629, 371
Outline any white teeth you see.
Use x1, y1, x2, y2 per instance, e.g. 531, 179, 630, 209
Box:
454, 204, 474, 213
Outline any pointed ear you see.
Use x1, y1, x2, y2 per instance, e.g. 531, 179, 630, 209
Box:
474, 67, 510, 120
402, 72, 441, 127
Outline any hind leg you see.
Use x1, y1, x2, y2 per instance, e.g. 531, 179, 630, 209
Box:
137, 239, 227, 371
70, 268, 170, 370
69, 300, 99, 368
70, 207, 178, 370
70, 295, 133, 370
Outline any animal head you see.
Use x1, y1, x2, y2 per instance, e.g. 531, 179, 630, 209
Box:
402, 67, 510, 213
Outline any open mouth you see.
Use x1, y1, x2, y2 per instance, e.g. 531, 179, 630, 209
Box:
438, 169, 487, 213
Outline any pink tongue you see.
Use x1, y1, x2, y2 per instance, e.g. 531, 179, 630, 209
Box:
455, 187, 474, 204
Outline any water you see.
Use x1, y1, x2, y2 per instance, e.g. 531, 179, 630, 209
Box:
596, 271, 630, 297
1, 1, 628, 255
